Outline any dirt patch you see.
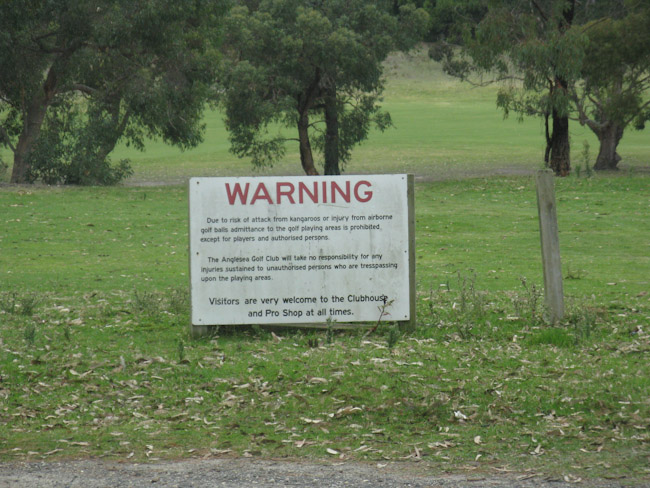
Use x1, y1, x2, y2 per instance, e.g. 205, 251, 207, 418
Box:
0, 458, 643, 488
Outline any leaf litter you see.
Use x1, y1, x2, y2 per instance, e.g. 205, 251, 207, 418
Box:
0, 292, 649, 482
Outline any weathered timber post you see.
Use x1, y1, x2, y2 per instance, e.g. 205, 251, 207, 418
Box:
535, 170, 564, 323
402, 174, 416, 332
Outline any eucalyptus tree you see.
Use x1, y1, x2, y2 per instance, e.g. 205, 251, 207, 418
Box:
433, 0, 649, 175
0, 0, 227, 184
437, 0, 585, 176
218, 0, 427, 175
573, 6, 650, 170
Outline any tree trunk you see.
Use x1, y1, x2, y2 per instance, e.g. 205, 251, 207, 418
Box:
10, 99, 50, 183
544, 111, 552, 164
295, 71, 321, 176
549, 109, 571, 176
10, 67, 58, 184
593, 123, 623, 171
323, 85, 340, 175
96, 104, 132, 164
545, 3, 574, 177
297, 112, 318, 175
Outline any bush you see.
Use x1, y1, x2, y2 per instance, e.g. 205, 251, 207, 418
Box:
25, 101, 133, 186
26, 132, 133, 186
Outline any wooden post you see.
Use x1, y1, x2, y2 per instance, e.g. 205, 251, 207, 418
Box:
190, 324, 211, 339
401, 174, 417, 332
535, 170, 564, 323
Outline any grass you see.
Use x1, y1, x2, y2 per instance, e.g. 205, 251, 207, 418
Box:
1, 176, 647, 304
415, 176, 650, 301
1, 48, 649, 482
1, 175, 649, 482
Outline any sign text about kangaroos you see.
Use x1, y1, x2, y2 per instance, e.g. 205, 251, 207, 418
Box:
189, 175, 411, 326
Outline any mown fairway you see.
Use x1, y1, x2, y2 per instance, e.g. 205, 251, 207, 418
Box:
1, 51, 649, 482
95, 49, 648, 184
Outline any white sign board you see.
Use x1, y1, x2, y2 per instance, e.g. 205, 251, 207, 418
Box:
189, 175, 413, 326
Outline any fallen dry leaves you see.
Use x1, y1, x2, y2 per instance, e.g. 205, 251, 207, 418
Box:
1, 297, 649, 484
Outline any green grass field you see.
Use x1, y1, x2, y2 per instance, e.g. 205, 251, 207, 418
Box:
101, 49, 650, 183
1, 50, 649, 482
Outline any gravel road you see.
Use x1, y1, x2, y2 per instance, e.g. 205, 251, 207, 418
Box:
0, 458, 646, 488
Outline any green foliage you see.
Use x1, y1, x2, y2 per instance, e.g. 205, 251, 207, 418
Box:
573, 5, 650, 169
18, 294, 41, 316
0, 0, 227, 184
89, 45, 649, 184
425, 0, 486, 43
218, 0, 427, 174
167, 288, 190, 317
63, 325, 72, 342
580, 11, 650, 123
430, 0, 649, 172
129, 288, 190, 326
325, 317, 335, 344
514, 277, 543, 325
313, 92, 395, 170
419, 275, 547, 343
564, 264, 586, 280
565, 303, 597, 344
431, 0, 620, 174
464, 2, 587, 115
25, 102, 133, 185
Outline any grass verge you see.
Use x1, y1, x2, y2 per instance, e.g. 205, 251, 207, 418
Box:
1, 174, 649, 483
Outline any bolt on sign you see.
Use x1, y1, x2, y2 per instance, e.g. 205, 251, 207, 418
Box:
188, 174, 415, 333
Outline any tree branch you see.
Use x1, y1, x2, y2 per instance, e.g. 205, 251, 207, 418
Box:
568, 112, 602, 132
31, 34, 68, 55
587, 93, 603, 111
633, 73, 650, 87
462, 72, 523, 88
529, 0, 549, 24
580, 17, 609, 34
571, 90, 605, 132
72, 84, 98, 96
0, 94, 19, 109
571, 92, 589, 124
31, 30, 59, 43
569, 110, 605, 133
